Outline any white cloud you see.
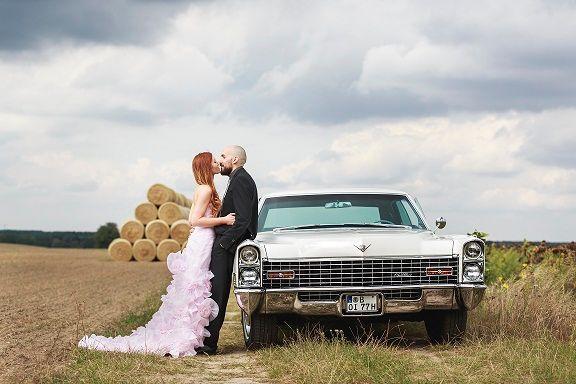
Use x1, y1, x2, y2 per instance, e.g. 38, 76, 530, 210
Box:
269, 110, 576, 214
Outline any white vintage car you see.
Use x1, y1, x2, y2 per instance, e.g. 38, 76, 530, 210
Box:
233, 189, 486, 347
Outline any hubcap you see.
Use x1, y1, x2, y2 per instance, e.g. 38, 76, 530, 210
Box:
242, 310, 251, 340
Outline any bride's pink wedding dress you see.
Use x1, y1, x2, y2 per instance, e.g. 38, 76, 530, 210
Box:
78, 206, 219, 357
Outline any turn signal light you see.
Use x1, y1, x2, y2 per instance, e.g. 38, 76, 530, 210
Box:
426, 267, 453, 276
267, 270, 295, 279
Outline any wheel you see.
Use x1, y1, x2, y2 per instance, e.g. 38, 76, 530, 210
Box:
424, 309, 467, 344
241, 310, 279, 349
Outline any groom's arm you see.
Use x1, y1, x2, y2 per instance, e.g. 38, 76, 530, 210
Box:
218, 178, 254, 251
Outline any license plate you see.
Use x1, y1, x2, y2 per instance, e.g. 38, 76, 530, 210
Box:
343, 294, 379, 314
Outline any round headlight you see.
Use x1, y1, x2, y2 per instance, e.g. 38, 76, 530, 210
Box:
239, 268, 260, 286
240, 246, 259, 265
463, 263, 482, 281
464, 242, 483, 259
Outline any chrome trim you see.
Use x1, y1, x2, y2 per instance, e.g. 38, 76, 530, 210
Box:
458, 286, 486, 310
263, 254, 456, 261
262, 284, 461, 292
234, 286, 487, 316
262, 257, 459, 288
235, 240, 264, 289
235, 288, 264, 315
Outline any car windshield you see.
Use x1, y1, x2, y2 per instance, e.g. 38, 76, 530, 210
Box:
258, 194, 427, 232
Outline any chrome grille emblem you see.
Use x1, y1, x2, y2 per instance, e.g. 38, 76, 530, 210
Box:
354, 244, 371, 252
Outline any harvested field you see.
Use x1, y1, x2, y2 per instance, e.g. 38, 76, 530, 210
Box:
0, 243, 171, 383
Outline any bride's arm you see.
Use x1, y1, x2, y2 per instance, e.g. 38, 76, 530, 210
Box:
188, 185, 234, 228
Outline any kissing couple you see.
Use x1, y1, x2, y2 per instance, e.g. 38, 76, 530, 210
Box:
79, 145, 258, 357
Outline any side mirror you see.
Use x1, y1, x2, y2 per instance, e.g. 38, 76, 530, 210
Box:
435, 217, 446, 230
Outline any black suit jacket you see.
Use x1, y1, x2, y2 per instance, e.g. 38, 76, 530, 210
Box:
214, 167, 258, 251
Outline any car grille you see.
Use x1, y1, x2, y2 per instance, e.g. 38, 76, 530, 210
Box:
262, 257, 458, 289
298, 288, 423, 302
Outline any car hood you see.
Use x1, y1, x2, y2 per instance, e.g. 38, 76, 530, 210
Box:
255, 228, 454, 260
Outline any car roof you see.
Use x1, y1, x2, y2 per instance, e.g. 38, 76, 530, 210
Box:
261, 188, 411, 199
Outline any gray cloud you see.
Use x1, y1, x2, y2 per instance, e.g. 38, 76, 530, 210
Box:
520, 109, 576, 169
0, 0, 192, 52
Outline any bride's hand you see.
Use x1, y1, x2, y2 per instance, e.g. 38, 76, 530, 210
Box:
222, 213, 236, 226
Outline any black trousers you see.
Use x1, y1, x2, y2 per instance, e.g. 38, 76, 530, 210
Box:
204, 235, 235, 350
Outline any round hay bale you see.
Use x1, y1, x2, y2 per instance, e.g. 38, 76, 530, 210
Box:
158, 202, 191, 225
120, 220, 144, 243
108, 238, 133, 262
175, 193, 192, 207
145, 219, 170, 244
170, 219, 191, 245
133, 239, 157, 262
157, 239, 181, 261
134, 202, 158, 225
147, 183, 192, 207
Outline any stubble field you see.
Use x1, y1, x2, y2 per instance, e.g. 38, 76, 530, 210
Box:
0, 243, 171, 383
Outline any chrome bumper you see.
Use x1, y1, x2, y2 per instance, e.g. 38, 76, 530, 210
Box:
235, 285, 486, 316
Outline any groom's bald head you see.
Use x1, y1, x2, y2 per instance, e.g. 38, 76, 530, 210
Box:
219, 145, 247, 175
225, 145, 247, 166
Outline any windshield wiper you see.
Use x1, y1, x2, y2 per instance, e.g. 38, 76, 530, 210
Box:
353, 223, 412, 229
273, 224, 337, 232
273, 223, 412, 232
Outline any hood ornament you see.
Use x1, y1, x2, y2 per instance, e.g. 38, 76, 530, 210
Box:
354, 244, 371, 253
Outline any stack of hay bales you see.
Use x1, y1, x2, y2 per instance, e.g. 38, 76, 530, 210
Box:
108, 183, 193, 262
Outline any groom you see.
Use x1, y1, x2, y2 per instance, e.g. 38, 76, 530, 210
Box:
198, 145, 259, 355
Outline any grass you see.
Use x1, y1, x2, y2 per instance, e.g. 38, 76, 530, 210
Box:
47, 243, 576, 384
47, 289, 192, 384
258, 333, 576, 384
47, 286, 249, 384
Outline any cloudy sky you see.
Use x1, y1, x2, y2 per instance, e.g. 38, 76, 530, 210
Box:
1, 0, 575, 241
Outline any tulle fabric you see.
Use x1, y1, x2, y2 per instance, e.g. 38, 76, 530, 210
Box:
78, 206, 218, 357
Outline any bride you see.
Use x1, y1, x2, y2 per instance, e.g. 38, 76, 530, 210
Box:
78, 152, 235, 357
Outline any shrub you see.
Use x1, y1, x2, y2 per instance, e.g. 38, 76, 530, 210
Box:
470, 263, 576, 344
94, 223, 119, 248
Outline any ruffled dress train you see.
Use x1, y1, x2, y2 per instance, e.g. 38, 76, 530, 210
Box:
78, 207, 218, 357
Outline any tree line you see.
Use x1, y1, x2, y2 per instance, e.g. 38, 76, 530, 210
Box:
0, 223, 119, 248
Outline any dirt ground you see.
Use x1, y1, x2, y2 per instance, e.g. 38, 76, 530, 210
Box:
0, 243, 172, 383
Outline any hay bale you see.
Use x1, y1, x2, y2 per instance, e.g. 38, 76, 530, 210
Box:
133, 239, 157, 262
158, 202, 191, 225
157, 239, 181, 261
170, 219, 191, 245
147, 183, 192, 207
108, 238, 133, 262
145, 219, 170, 244
120, 220, 144, 243
134, 202, 158, 225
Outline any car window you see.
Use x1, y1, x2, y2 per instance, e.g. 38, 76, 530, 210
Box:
258, 194, 427, 232
263, 206, 380, 229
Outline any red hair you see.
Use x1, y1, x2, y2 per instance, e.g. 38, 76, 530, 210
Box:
192, 152, 222, 217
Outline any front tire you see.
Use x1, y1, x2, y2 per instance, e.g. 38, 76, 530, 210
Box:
424, 309, 467, 344
242, 310, 279, 349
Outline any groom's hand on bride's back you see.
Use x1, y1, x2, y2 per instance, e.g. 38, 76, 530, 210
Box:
222, 213, 236, 226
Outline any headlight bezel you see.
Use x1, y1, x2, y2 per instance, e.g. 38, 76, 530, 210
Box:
239, 267, 260, 286
464, 241, 484, 260
463, 262, 483, 282
239, 245, 260, 265
237, 244, 262, 288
